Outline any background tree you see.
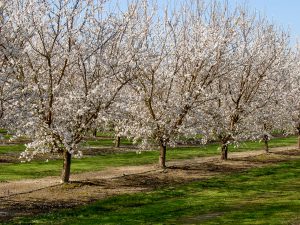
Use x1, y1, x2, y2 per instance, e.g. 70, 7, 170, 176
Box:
202, 8, 292, 159
283, 47, 300, 149
250, 69, 293, 153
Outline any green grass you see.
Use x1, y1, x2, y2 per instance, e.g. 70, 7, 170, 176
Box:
0, 136, 297, 182
95, 131, 114, 137
0, 152, 158, 181
83, 135, 297, 151
0, 128, 7, 134
10, 158, 300, 225
83, 138, 133, 147
231, 136, 297, 151
0, 128, 13, 139
0, 144, 26, 154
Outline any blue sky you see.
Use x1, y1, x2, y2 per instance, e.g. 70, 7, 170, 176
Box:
242, 0, 300, 45
114, 0, 300, 45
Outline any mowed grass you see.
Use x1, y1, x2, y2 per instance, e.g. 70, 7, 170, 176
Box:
83, 138, 132, 147
83, 135, 297, 149
0, 144, 25, 154
231, 136, 297, 151
0, 136, 297, 181
11, 159, 300, 225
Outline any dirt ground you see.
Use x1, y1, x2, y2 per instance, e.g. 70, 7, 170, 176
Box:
0, 145, 299, 222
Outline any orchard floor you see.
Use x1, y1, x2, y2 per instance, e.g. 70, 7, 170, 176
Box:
0, 145, 299, 222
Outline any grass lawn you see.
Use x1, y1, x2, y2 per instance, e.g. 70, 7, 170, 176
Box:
83, 135, 297, 149
10, 158, 300, 224
83, 138, 132, 147
0, 136, 297, 181
0, 144, 26, 154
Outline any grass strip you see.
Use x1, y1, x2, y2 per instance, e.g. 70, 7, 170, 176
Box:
10, 158, 300, 224
0, 136, 297, 181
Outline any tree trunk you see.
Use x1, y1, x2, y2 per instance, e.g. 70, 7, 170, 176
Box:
93, 128, 97, 137
115, 136, 121, 148
298, 134, 300, 150
221, 143, 228, 160
263, 134, 269, 153
159, 142, 167, 168
298, 128, 300, 150
61, 151, 72, 183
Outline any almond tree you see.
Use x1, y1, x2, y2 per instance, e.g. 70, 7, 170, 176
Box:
7, 0, 139, 183
0, 0, 23, 126
0, 0, 7, 120
119, 0, 237, 168
202, 9, 292, 159
284, 48, 300, 149
241, 71, 292, 153
254, 64, 295, 153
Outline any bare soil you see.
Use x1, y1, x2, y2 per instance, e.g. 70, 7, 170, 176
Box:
0, 145, 299, 222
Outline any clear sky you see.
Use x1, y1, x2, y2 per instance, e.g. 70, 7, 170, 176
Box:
114, 0, 300, 45
237, 0, 300, 45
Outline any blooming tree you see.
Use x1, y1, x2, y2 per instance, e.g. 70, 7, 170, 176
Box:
0, 0, 7, 120
118, 1, 237, 168
0, 0, 297, 181
7, 0, 140, 183
202, 9, 292, 159
284, 48, 300, 149
0, 0, 23, 127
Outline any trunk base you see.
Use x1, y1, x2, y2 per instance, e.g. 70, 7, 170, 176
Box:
115, 136, 121, 148
159, 143, 167, 168
61, 151, 72, 183
93, 129, 97, 137
263, 134, 269, 153
221, 144, 228, 160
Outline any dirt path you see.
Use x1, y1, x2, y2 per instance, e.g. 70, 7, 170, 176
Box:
0, 145, 299, 222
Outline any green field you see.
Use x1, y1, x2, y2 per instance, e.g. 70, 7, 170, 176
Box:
0, 144, 25, 154
10, 158, 300, 224
83, 138, 132, 147
0, 136, 297, 181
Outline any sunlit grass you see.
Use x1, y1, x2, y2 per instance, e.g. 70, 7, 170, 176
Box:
0, 136, 297, 181
83, 138, 132, 147
0, 144, 26, 154
11, 159, 300, 224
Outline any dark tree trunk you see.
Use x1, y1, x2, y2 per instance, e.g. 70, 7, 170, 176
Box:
115, 136, 121, 148
93, 128, 97, 137
298, 128, 300, 150
159, 141, 167, 168
221, 142, 228, 160
263, 134, 269, 153
61, 151, 72, 183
